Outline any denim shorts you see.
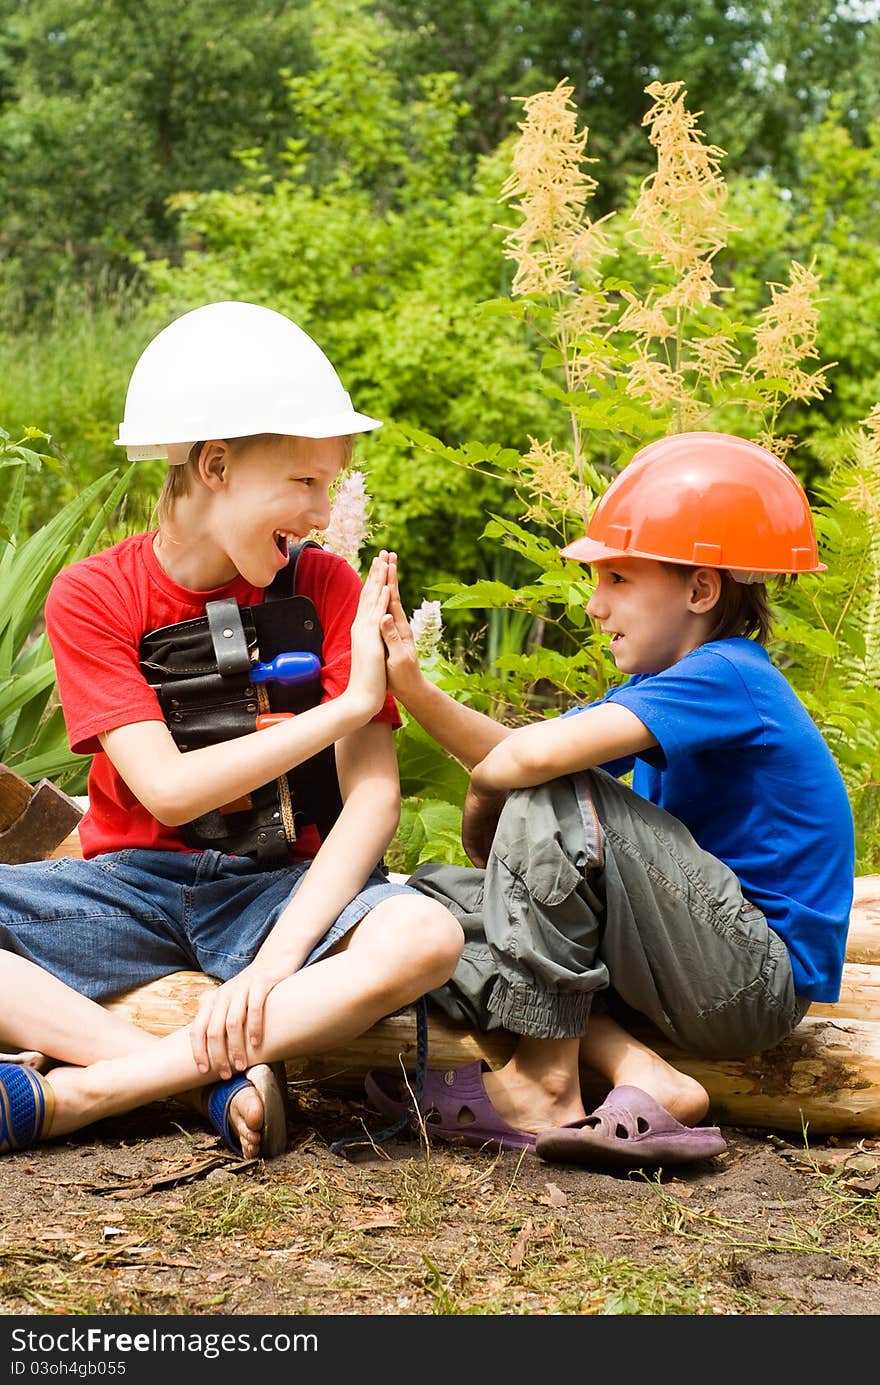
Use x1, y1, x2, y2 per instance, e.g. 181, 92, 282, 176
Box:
0, 849, 421, 1002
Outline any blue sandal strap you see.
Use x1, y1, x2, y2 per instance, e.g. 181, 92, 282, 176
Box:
0, 1062, 54, 1154
205, 1074, 253, 1156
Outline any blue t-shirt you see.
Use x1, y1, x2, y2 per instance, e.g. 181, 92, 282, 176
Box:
566, 638, 854, 1002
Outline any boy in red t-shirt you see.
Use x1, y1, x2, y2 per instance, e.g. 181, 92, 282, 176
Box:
0, 301, 462, 1161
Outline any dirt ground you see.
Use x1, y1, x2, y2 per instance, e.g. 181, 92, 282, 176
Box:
1, 1078, 879, 1319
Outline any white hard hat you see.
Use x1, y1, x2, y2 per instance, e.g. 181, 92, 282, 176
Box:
115, 300, 382, 461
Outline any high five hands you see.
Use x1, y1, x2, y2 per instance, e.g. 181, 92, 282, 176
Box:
376, 550, 506, 870
347, 550, 394, 720
376, 551, 423, 705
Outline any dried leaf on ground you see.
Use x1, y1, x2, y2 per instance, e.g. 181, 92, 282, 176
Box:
85, 1152, 251, 1197
508, 1217, 534, 1269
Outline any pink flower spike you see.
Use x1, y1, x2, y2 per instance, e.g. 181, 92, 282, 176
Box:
410, 599, 444, 666
321, 470, 371, 569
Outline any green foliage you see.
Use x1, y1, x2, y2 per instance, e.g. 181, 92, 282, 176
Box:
0, 0, 312, 314
392, 795, 471, 874
1, 3, 879, 869
384, 1, 880, 198
711, 116, 880, 489
5, 9, 880, 616
0, 450, 133, 789
0, 426, 60, 538
2, 0, 877, 321
772, 420, 880, 869
388, 693, 472, 873
793, 117, 880, 437
0, 284, 156, 531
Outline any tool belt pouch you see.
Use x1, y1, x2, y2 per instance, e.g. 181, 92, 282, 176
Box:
138, 544, 342, 867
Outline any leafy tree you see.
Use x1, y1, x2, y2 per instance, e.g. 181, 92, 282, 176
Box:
384, 0, 880, 193
0, 0, 311, 314
4, 0, 876, 323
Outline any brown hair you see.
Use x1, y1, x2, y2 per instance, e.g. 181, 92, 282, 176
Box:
152, 433, 354, 528
669, 564, 776, 645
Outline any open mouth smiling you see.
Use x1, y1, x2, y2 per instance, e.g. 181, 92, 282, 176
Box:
273, 530, 299, 556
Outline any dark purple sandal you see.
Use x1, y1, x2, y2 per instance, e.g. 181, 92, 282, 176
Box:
365, 1060, 537, 1153
536, 1084, 727, 1169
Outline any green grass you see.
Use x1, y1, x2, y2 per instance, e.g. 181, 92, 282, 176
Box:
0, 284, 158, 533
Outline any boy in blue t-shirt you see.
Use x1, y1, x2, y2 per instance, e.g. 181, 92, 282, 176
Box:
365, 431, 856, 1169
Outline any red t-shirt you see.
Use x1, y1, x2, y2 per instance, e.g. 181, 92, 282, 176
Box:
44, 533, 400, 860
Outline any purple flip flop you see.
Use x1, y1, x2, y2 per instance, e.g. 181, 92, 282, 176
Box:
535, 1084, 727, 1169
364, 1060, 537, 1153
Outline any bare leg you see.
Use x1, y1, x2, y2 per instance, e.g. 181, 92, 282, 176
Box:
0, 955, 167, 1065
579, 1013, 709, 1123
0, 952, 268, 1148
5, 897, 462, 1159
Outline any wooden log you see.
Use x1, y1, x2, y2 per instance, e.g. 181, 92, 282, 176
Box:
809, 963, 880, 1021
847, 875, 880, 964
46, 801, 88, 862
103, 967, 880, 1136
47, 827, 84, 861
648, 1018, 880, 1136
284, 1013, 880, 1137
103, 969, 219, 1035
0, 766, 83, 864
103, 957, 880, 1030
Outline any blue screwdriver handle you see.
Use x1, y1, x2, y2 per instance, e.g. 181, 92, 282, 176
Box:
250, 652, 321, 686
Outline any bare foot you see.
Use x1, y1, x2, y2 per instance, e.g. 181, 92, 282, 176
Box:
179, 1085, 263, 1158
607, 1052, 710, 1125
579, 1015, 711, 1126
42, 1063, 279, 1159
226, 1084, 265, 1160
482, 1063, 587, 1135
221, 1064, 287, 1159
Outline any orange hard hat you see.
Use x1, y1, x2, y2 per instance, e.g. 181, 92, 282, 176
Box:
560, 432, 825, 576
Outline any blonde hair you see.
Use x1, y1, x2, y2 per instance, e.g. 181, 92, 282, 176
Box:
152, 433, 354, 528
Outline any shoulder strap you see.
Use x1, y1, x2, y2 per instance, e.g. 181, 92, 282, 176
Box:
264, 539, 324, 602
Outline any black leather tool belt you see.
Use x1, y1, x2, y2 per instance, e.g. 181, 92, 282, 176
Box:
138, 541, 343, 867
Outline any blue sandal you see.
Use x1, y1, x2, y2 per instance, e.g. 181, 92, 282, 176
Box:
0, 1061, 55, 1154
205, 1062, 287, 1160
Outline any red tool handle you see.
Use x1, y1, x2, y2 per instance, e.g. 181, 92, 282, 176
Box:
255, 713, 296, 730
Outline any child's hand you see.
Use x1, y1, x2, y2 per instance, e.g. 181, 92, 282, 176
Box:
460, 780, 506, 869
189, 960, 290, 1079
346, 550, 392, 720
379, 552, 423, 704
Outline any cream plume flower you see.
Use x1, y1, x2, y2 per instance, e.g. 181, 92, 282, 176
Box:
520, 437, 582, 524
747, 260, 830, 405
500, 79, 601, 300
634, 81, 730, 290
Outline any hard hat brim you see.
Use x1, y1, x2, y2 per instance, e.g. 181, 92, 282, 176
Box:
115, 410, 383, 461
559, 535, 629, 565
559, 533, 827, 575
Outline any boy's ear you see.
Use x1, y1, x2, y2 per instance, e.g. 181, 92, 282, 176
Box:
198, 440, 229, 490
687, 567, 722, 613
